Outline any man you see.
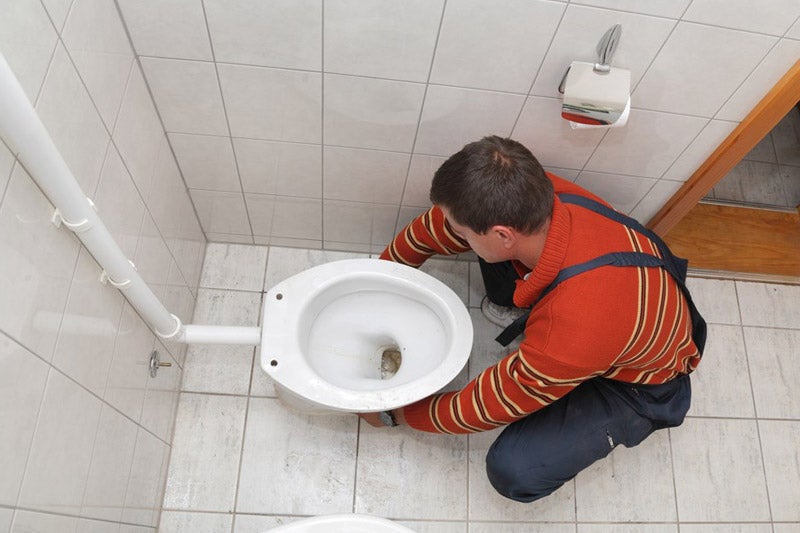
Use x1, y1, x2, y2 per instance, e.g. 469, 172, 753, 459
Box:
361, 136, 706, 503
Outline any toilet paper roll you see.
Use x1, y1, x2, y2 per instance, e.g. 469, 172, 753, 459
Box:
569, 96, 630, 130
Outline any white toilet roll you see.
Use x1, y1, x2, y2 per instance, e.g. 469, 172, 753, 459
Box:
569, 96, 630, 130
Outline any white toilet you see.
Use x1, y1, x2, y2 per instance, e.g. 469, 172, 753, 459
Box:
261, 258, 473, 413
264, 514, 417, 532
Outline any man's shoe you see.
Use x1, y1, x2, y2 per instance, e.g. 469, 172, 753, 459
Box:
480, 295, 528, 327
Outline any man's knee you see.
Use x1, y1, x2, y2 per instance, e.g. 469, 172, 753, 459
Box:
485, 443, 560, 503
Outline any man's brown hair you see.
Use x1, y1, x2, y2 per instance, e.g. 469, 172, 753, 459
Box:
429, 136, 554, 234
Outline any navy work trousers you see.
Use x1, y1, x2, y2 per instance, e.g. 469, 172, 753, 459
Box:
478, 258, 692, 502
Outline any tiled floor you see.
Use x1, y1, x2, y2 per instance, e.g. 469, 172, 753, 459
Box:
160, 243, 800, 532
708, 107, 800, 208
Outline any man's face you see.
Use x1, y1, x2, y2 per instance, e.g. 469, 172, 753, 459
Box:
440, 207, 511, 264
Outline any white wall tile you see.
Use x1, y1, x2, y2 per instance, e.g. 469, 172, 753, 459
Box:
36, 44, 110, 196
0, 166, 81, 361
579, 526, 678, 533
170, 133, 240, 192
140, 58, 228, 136
633, 23, 776, 117
159, 511, 233, 533
12, 510, 78, 533
629, 178, 682, 223
585, 109, 708, 178
163, 393, 247, 511
716, 39, 800, 122
234, 139, 321, 197
205, 0, 321, 71
745, 327, 800, 419
94, 145, 146, 257
140, 343, 181, 442
52, 249, 125, 397
468, 429, 575, 521
80, 405, 138, 522
570, 0, 690, 18
123, 427, 169, 526
415, 85, 525, 156
575, 430, 676, 521
245, 194, 323, 242
574, 171, 656, 214
324, 74, 425, 152
207, 232, 254, 244
759, 420, 800, 521
104, 303, 155, 423
670, 418, 770, 521
118, 0, 213, 60
324, 0, 442, 82
688, 324, 754, 418
323, 146, 410, 203
355, 423, 467, 519
0, 141, 13, 198
787, 17, 800, 39
662, 120, 737, 182
113, 68, 166, 198
191, 189, 251, 235
219, 64, 321, 143
323, 199, 399, 247
683, 0, 800, 36
431, 0, 563, 93
0, 332, 49, 506
513, 96, 606, 170
133, 213, 172, 298
403, 154, 444, 207
61, 0, 134, 131
17, 369, 103, 516
237, 398, 358, 514
531, 5, 676, 98
0, 0, 58, 102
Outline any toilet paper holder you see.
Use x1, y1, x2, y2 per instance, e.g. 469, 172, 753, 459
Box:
558, 24, 622, 94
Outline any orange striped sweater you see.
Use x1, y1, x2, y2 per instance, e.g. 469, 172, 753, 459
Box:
380, 173, 701, 434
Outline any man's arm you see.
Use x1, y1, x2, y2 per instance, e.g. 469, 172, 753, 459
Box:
380, 206, 471, 267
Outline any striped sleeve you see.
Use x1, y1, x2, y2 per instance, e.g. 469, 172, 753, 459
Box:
379, 206, 471, 267
402, 347, 592, 434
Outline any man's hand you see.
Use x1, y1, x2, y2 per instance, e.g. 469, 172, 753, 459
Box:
357, 409, 406, 427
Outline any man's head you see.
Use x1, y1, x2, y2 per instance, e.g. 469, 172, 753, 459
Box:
429, 136, 554, 235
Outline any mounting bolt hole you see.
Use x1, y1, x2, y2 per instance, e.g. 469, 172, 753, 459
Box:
275, 293, 283, 300
270, 359, 278, 367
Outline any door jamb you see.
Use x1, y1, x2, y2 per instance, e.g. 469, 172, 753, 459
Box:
647, 59, 800, 236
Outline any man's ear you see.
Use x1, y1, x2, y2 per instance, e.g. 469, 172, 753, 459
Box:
491, 225, 517, 249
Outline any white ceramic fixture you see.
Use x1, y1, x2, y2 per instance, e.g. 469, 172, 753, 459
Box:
264, 514, 418, 532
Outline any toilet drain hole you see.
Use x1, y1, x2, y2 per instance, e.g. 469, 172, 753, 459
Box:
380, 348, 402, 380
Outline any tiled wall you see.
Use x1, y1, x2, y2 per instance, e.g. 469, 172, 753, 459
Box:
118, 0, 800, 251
0, 0, 205, 531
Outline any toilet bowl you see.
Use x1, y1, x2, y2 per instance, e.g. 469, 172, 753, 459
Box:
261, 258, 473, 413
264, 514, 417, 532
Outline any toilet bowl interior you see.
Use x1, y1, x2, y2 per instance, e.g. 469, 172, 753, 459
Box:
297, 273, 452, 391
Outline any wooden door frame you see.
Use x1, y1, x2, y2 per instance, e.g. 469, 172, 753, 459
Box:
647, 59, 800, 236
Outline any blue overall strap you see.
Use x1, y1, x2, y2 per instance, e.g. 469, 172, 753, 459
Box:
494, 252, 667, 347
494, 193, 707, 353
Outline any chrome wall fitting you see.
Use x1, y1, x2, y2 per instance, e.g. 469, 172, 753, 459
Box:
149, 350, 172, 378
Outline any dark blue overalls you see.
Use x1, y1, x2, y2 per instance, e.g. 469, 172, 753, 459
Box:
480, 194, 707, 503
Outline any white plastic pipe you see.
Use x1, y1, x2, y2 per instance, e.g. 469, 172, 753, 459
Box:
0, 51, 260, 346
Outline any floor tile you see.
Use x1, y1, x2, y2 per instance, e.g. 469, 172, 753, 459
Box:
468, 429, 575, 522
685, 277, 740, 325
744, 327, 800, 418
237, 398, 357, 515
759, 419, 800, 521
670, 418, 770, 522
233, 515, 299, 533
355, 423, 468, 520
578, 526, 677, 533
192, 289, 262, 328
575, 430, 676, 522
418, 258, 470, 306
688, 324, 755, 418
469, 523, 574, 533
159, 511, 233, 533
200, 243, 269, 292
679, 525, 772, 533
397, 520, 467, 533
736, 281, 800, 329
249, 346, 277, 397
182, 344, 255, 396
162, 393, 247, 512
